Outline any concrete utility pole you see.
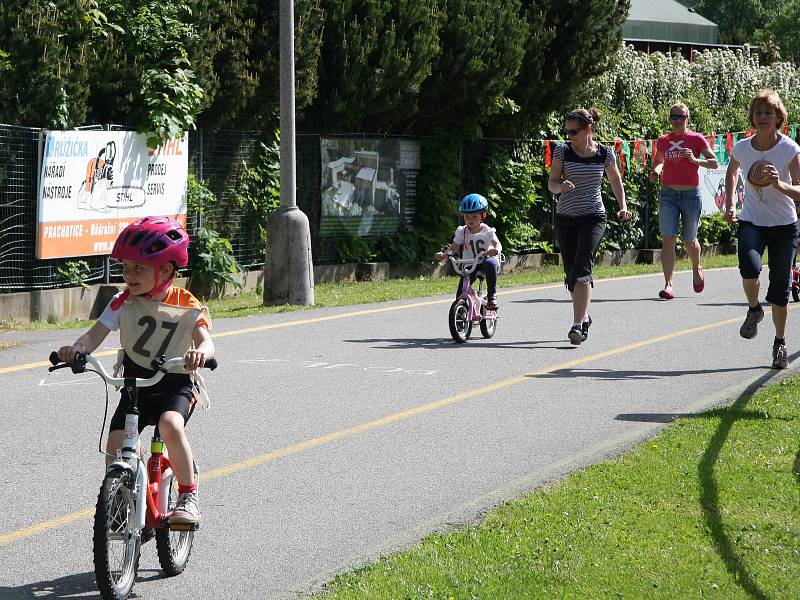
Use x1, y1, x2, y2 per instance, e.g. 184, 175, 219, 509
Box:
264, 0, 314, 306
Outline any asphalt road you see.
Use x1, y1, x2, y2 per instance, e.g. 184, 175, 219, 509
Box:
0, 267, 794, 599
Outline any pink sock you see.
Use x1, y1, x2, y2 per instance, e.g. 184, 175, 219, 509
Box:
178, 482, 197, 494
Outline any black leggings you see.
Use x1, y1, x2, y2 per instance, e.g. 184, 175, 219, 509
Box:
556, 212, 606, 292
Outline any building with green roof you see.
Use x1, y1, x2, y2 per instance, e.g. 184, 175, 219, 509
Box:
624, 0, 720, 55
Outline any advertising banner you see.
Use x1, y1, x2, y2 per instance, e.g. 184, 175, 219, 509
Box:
320, 137, 420, 237
36, 131, 188, 259
698, 157, 744, 216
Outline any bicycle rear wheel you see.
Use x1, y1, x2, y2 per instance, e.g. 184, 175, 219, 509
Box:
94, 469, 140, 600
449, 299, 472, 343
156, 476, 195, 576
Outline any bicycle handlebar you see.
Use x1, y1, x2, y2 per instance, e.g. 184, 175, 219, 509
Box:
448, 254, 483, 276
48, 351, 218, 388
447, 252, 505, 276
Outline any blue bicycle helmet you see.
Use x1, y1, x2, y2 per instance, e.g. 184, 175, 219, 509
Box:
459, 193, 488, 213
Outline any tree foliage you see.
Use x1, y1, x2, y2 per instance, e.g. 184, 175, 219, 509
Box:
761, 0, 800, 65
0, 0, 92, 127
0, 0, 633, 137
303, 0, 441, 132
412, 0, 528, 135
693, 0, 771, 46
502, 0, 630, 134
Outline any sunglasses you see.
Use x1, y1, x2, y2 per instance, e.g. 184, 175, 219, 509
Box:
565, 128, 584, 136
669, 114, 688, 121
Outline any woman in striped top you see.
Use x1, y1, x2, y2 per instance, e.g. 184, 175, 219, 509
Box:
548, 107, 630, 345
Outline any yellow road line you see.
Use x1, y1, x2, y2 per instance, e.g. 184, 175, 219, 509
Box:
0, 508, 95, 546
0, 349, 119, 376
0, 311, 743, 546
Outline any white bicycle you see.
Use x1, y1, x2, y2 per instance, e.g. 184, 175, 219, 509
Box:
48, 351, 217, 600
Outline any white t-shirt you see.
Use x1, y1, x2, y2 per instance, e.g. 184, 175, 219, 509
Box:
732, 134, 800, 227
98, 293, 125, 330
453, 224, 497, 259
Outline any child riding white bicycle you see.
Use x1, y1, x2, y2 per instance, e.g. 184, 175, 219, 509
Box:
57, 216, 215, 526
434, 193, 502, 309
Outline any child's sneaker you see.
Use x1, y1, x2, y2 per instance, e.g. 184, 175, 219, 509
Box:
568, 324, 583, 345
486, 294, 498, 310
581, 315, 592, 341
169, 491, 201, 525
772, 341, 789, 369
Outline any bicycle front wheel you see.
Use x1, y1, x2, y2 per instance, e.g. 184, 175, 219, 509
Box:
156, 477, 195, 576
94, 469, 141, 600
449, 299, 472, 343
479, 306, 497, 339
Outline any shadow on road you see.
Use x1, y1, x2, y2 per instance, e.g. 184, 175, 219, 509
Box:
698, 301, 750, 308
0, 571, 101, 599
0, 568, 164, 599
527, 365, 765, 381
510, 296, 658, 305
344, 337, 575, 350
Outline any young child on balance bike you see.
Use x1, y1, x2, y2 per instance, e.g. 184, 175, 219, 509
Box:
434, 193, 503, 309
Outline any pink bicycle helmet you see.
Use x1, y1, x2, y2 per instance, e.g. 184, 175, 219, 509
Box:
110, 217, 189, 305
111, 216, 189, 267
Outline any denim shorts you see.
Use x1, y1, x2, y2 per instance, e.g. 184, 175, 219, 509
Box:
658, 187, 702, 240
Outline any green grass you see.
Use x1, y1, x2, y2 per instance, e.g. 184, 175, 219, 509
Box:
0, 255, 738, 330
318, 373, 800, 599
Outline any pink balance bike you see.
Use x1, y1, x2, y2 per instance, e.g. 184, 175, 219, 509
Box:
48, 351, 217, 600
447, 253, 502, 343
792, 259, 800, 303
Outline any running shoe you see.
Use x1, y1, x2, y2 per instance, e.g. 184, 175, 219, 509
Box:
740, 305, 764, 339
568, 324, 583, 345
170, 491, 201, 524
486, 294, 498, 310
772, 342, 789, 369
581, 315, 593, 341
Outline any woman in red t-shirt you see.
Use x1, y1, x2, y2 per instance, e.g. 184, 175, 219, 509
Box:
649, 103, 719, 300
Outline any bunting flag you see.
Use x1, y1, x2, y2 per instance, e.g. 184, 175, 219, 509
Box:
716, 134, 726, 163
539, 124, 799, 178
622, 141, 632, 173
633, 139, 644, 168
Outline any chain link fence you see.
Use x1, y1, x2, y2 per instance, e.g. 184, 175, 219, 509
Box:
0, 126, 436, 292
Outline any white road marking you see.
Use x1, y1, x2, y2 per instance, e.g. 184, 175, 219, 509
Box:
236, 357, 437, 376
